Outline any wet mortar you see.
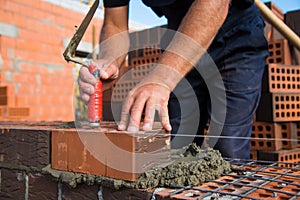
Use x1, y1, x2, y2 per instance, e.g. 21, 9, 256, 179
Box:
43, 143, 231, 189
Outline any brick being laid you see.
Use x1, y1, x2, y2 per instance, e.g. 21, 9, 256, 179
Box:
51, 123, 170, 182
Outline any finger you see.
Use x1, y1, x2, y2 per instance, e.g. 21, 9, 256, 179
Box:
142, 101, 156, 131
80, 93, 91, 102
78, 79, 94, 95
118, 93, 135, 131
158, 104, 172, 132
79, 67, 96, 85
100, 63, 118, 80
127, 95, 148, 133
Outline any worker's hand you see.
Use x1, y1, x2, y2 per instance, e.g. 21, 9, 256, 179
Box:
118, 82, 172, 132
78, 60, 119, 102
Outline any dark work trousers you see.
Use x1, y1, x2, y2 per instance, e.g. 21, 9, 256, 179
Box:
168, 5, 269, 159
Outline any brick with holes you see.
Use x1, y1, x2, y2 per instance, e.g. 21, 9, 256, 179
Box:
262, 64, 300, 93
129, 55, 160, 67
258, 148, 300, 168
251, 122, 297, 151
256, 93, 300, 122
266, 39, 292, 65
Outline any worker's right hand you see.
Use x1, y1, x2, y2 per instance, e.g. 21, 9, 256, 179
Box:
78, 60, 119, 102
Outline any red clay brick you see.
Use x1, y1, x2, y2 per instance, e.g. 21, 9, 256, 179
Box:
0, 95, 16, 106
296, 122, 300, 148
52, 125, 170, 181
256, 93, 300, 122
111, 80, 139, 102
266, 39, 292, 65
250, 150, 258, 160
251, 122, 297, 150
129, 55, 160, 67
265, 2, 284, 21
7, 107, 30, 118
262, 64, 300, 93
258, 148, 300, 167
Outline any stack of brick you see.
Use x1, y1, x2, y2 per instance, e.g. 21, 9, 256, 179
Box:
251, 2, 300, 163
0, 0, 104, 121
103, 26, 166, 121
0, 85, 30, 120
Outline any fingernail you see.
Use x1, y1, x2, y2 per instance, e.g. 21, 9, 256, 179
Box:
118, 124, 126, 130
165, 124, 172, 131
128, 126, 138, 133
102, 71, 108, 79
143, 123, 151, 131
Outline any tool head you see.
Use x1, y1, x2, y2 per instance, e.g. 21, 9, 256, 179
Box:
63, 0, 99, 66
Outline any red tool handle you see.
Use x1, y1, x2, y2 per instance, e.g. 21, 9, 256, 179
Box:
88, 63, 102, 127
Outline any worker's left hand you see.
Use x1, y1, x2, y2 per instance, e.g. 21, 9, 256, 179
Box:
117, 82, 172, 132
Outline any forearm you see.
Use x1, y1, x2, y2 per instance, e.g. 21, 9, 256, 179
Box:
149, 0, 230, 89
99, 7, 130, 67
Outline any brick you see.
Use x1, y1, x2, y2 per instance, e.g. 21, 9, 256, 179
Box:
285, 10, 300, 38
266, 39, 292, 65
250, 150, 258, 160
28, 172, 58, 200
0, 95, 16, 106
111, 80, 139, 102
6, 107, 30, 118
102, 101, 123, 121
0, 106, 6, 118
129, 55, 160, 67
62, 184, 99, 200
131, 63, 155, 79
258, 148, 300, 167
296, 122, 300, 148
251, 122, 297, 150
256, 93, 300, 122
143, 44, 162, 57
264, 20, 284, 41
102, 187, 153, 200
0, 169, 26, 200
52, 124, 170, 181
262, 64, 300, 93
0, 128, 51, 168
265, 2, 284, 21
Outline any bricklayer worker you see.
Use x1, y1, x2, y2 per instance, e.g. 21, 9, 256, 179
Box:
78, 0, 269, 159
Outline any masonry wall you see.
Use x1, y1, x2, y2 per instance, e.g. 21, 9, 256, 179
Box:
0, 0, 103, 121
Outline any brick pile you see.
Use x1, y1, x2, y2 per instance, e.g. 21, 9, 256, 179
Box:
252, 3, 300, 164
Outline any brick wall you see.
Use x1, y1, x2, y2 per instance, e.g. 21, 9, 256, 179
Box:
0, 0, 103, 121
